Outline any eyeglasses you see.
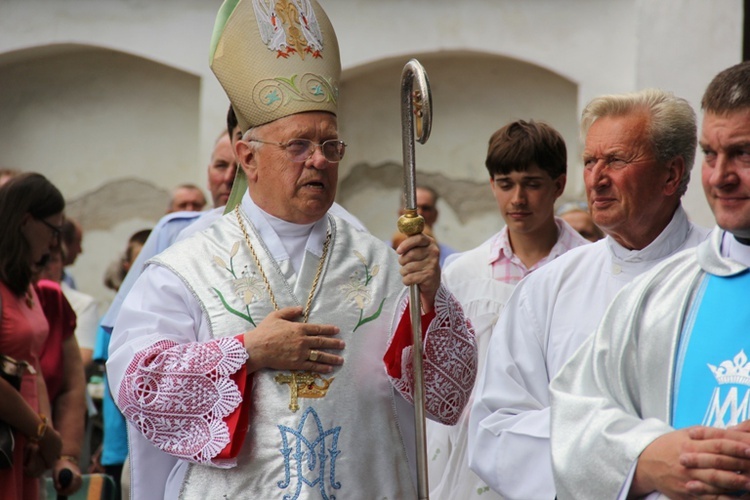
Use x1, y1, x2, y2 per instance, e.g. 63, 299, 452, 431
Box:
37, 218, 62, 240
248, 138, 346, 163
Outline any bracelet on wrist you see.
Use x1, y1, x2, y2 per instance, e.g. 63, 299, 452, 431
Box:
27, 414, 48, 444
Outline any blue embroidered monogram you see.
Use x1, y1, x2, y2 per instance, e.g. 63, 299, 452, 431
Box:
277, 407, 341, 500
672, 270, 750, 429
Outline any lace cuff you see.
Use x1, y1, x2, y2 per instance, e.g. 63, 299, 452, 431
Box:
388, 285, 476, 425
117, 336, 248, 467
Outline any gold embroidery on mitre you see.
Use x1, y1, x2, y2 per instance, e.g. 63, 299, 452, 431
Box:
254, 0, 324, 60
275, 371, 335, 412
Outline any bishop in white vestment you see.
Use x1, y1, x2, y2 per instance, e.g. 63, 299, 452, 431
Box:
107, 1, 477, 498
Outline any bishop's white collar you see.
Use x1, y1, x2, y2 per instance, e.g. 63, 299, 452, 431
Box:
240, 191, 329, 266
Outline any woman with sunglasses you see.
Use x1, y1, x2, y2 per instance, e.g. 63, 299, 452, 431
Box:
0, 172, 64, 500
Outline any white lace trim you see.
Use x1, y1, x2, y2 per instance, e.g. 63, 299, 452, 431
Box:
118, 336, 248, 467
388, 285, 477, 425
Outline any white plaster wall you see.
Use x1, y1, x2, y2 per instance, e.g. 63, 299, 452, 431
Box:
0, 45, 205, 303
0, 47, 201, 196
0, 0, 231, 156
0, 0, 743, 305
0, 0, 230, 305
634, 0, 743, 226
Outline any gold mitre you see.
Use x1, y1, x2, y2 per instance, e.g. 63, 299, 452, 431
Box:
209, 0, 341, 131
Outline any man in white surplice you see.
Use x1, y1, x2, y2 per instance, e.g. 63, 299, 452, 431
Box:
106, 1, 477, 499
551, 61, 750, 500
468, 89, 710, 499
427, 120, 587, 500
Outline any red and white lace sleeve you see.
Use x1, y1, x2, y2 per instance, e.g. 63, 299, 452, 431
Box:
385, 284, 477, 425
117, 336, 248, 468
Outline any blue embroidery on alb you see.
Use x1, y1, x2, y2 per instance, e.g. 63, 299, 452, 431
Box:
277, 406, 341, 500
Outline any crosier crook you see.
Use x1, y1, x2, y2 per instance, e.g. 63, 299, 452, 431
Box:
397, 58, 433, 500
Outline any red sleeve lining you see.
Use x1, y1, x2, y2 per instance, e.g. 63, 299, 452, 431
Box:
217, 334, 252, 460
384, 304, 436, 379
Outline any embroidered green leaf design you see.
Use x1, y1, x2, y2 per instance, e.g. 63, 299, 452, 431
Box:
341, 250, 387, 331
212, 287, 255, 327
275, 75, 300, 96
353, 298, 386, 333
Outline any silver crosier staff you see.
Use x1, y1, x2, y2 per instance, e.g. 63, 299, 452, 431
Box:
397, 58, 432, 500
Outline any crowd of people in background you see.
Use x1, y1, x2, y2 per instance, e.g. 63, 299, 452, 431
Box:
0, 138, 225, 499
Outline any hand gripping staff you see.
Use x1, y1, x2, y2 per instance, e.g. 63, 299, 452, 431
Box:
397, 58, 432, 500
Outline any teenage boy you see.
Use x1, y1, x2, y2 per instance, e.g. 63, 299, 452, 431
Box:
427, 119, 587, 499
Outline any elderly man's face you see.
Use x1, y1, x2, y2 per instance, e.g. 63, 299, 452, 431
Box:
583, 112, 676, 249
701, 109, 750, 239
240, 112, 339, 224
170, 187, 207, 213
207, 133, 237, 207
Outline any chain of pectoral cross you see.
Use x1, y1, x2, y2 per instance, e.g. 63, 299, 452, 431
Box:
235, 206, 335, 411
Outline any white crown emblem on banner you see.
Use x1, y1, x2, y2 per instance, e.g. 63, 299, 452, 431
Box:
708, 350, 750, 385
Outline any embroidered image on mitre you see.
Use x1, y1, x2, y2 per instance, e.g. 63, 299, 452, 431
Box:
209, 0, 341, 132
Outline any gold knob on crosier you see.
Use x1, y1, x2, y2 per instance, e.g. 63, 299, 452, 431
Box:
397, 210, 425, 236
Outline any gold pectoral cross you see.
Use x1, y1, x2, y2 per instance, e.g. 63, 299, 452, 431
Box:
275, 371, 335, 412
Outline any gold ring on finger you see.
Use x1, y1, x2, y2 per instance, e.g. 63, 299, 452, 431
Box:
309, 350, 320, 362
